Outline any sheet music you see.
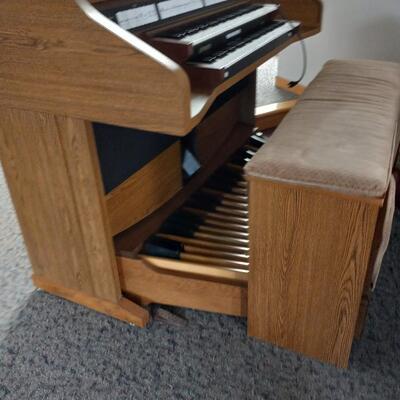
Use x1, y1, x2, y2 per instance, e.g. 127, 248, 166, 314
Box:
116, 4, 159, 30
204, 0, 228, 5
158, 0, 204, 20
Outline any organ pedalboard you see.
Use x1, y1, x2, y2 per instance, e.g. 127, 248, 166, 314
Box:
140, 131, 268, 283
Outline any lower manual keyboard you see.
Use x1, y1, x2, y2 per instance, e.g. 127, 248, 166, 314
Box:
185, 20, 300, 86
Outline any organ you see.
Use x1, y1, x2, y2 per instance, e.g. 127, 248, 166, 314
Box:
0, 0, 326, 363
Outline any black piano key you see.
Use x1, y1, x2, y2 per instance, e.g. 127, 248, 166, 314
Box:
160, 222, 197, 238
142, 237, 182, 259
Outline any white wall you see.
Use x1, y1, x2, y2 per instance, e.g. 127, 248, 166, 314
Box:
278, 0, 400, 85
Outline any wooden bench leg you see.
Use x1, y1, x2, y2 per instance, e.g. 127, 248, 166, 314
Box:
247, 177, 380, 368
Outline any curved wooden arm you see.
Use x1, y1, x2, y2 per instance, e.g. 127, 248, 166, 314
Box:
251, 0, 323, 36
0, 0, 191, 135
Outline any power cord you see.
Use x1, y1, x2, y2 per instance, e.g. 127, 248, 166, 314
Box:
277, 10, 308, 88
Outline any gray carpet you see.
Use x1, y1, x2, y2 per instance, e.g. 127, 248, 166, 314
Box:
0, 168, 34, 344
0, 213, 399, 399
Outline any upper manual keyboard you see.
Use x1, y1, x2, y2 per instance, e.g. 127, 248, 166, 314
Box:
149, 3, 279, 61
185, 20, 300, 86
97, 1, 300, 89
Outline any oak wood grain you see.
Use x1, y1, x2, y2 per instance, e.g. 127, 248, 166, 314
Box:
106, 142, 182, 236
118, 257, 247, 317
140, 256, 248, 284
34, 275, 149, 327
247, 177, 379, 368
0, 0, 191, 135
0, 107, 121, 302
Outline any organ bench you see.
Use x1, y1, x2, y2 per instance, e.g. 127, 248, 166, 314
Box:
1, 0, 398, 368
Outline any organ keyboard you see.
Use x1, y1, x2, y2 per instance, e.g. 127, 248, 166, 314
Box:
185, 20, 300, 85
149, 4, 280, 61
97, 0, 300, 87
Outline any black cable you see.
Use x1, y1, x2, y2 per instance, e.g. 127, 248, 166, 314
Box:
277, 11, 308, 88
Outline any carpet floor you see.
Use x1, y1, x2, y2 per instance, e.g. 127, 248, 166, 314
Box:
0, 213, 399, 399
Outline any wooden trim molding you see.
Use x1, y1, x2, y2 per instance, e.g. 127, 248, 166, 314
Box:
118, 257, 248, 317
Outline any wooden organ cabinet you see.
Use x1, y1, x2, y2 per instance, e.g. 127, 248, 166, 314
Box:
0, 0, 324, 363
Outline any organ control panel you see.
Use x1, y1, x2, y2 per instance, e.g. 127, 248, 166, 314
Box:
96, 0, 300, 86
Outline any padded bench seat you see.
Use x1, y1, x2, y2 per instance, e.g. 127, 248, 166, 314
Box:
246, 59, 400, 198
245, 59, 400, 368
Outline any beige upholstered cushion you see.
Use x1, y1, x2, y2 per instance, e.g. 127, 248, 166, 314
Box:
246, 59, 400, 197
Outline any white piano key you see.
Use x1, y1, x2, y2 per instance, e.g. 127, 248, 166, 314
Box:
181, 4, 279, 46
193, 22, 300, 70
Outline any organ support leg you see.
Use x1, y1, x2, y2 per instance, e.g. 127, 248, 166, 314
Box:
0, 107, 149, 327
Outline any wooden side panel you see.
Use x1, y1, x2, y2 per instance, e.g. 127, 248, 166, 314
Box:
0, 0, 190, 135
247, 178, 379, 368
106, 142, 182, 236
0, 108, 120, 302
195, 92, 242, 165
253, 0, 323, 34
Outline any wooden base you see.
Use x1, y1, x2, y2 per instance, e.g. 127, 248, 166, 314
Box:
118, 257, 247, 317
33, 276, 150, 327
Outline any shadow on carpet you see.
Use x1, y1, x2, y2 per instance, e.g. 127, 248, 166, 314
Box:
1, 214, 399, 400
